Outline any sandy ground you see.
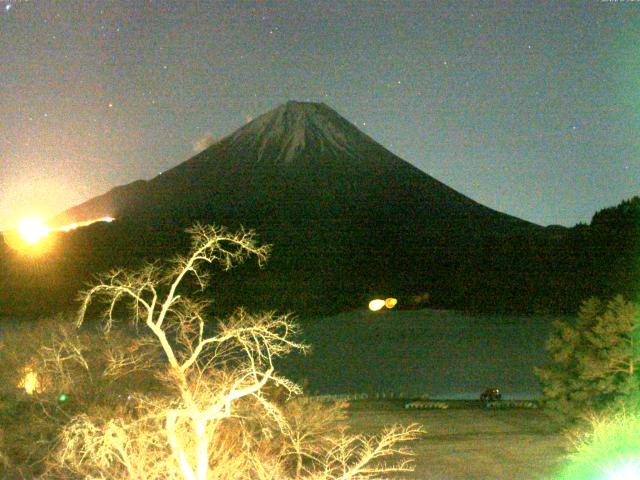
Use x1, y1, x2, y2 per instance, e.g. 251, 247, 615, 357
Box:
347, 402, 568, 480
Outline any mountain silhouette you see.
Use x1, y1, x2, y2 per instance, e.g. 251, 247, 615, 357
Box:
4, 101, 555, 316
58, 101, 534, 231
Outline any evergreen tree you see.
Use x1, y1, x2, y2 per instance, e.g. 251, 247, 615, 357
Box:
536, 295, 640, 423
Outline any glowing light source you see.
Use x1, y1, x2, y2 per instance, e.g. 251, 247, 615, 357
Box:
369, 299, 386, 311
3, 215, 116, 254
58, 393, 68, 402
18, 368, 41, 395
17, 217, 50, 245
604, 459, 640, 480
57, 216, 115, 232
369, 298, 398, 311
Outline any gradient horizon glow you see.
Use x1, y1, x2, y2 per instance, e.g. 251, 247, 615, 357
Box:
1, 1, 638, 229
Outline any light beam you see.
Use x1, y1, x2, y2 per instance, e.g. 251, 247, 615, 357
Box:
17, 217, 49, 245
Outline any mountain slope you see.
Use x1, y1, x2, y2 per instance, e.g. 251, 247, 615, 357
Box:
10, 101, 552, 316
58, 101, 534, 231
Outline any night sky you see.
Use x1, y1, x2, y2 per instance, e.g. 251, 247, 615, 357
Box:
1, 0, 638, 230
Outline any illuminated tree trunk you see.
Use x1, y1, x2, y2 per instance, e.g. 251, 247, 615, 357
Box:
194, 418, 209, 480
167, 412, 197, 480
65, 224, 423, 479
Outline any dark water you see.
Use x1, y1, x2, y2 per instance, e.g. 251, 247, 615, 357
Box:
2, 309, 570, 400
280, 309, 570, 400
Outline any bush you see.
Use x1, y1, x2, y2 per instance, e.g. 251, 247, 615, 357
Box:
555, 406, 640, 480
535, 296, 640, 424
0, 316, 163, 477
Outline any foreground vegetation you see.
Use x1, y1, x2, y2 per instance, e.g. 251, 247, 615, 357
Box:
536, 295, 640, 425
0, 224, 421, 479
535, 295, 640, 479
1, 217, 639, 478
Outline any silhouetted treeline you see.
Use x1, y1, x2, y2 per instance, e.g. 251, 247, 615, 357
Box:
437, 196, 639, 314
0, 197, 638, 319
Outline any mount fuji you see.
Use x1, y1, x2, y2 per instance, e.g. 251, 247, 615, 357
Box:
59, 101, 535, 231
4, 101, 552, 316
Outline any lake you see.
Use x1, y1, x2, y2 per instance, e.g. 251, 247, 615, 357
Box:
281, 308, 571, 400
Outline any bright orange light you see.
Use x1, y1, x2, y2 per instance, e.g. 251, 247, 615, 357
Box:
369, 299, 386, 311
17, 217, 50, 245
3, 215, 115, 254
385, 298, 398, 309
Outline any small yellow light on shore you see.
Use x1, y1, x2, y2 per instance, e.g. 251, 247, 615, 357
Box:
17, 217, 50, 245
369, 299, 386, 311
385, 298, 398, 309
19, 368, 41, 395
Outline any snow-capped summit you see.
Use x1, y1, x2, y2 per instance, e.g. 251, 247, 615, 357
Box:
221, 101, 362, 164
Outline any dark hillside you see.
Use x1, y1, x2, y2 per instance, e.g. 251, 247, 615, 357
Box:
2, 102, 633, 317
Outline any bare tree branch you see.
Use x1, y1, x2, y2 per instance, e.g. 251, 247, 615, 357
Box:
54, 224, 421, 480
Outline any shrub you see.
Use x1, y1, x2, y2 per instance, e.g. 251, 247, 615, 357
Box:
555, 406, 640, 480
0, 316, 162, 477
535, 296, 640, 424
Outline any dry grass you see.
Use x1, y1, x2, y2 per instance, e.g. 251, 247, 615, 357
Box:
347, 401, 568, 480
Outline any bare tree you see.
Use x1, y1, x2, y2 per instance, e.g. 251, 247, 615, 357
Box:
50, 224, 422, 479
